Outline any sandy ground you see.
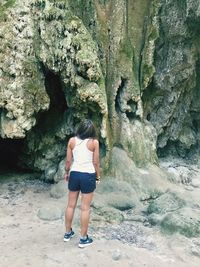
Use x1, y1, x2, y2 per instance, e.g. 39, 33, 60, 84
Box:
0, 173, 200, 267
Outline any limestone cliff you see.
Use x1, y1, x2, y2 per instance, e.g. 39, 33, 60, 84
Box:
143, 0, 200, 158
0, 0, 200, 177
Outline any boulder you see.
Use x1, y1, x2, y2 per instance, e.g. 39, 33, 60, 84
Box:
53, 159, 66, 183
37, 206, 63, 221
160, 208, 200, 237
110, 147, 172, 200
147, 191, 186, 215
50, 180, 67, 199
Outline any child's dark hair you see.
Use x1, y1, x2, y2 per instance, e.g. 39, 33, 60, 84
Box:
75, 119, 96, 140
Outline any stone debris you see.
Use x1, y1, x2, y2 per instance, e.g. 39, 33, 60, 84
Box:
112, 249, 121, 261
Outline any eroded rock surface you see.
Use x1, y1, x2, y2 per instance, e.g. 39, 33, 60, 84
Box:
0, 0, 160, 172
143, 0, 200, 157
0, 0, 49, 138
1, 0, 200, 252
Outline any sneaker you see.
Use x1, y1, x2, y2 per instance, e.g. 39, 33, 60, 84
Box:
78, 235, 93, 248
63, 229, 75, 242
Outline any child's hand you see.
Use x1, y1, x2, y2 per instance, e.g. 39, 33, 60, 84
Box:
96, 177, 101, 185
64, 172, 69, 182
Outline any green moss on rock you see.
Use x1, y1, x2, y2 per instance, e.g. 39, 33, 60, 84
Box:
147, 192, 186, 215
0, 0, 16, 21
161, 208, 200, 237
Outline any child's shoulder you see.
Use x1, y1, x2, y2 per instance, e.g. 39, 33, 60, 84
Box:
92, 138, 99, 145
68, 137, 76, 145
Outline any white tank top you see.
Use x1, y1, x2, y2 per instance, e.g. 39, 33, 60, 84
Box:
70, 137, 95, 173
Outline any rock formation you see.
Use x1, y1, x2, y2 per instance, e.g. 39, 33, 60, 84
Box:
0, 0, 200, 176
1, 0, 200, 239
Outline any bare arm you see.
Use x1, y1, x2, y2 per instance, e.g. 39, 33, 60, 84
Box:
64, 138, 73, 181
92, 139, 100, 178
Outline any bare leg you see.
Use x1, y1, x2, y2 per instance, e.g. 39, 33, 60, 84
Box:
65, 191, 79, 232
80, 192, 94, 236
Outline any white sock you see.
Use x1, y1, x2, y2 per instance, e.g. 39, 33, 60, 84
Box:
81, 235, 87, 240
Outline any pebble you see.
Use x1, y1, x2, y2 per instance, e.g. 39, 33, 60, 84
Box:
191, 247, 200, 257
191, 178, 200, 188
95, 221, 156, 250
112, 249, 121, 261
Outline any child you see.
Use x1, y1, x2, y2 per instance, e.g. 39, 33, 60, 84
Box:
63, 119, 100, 248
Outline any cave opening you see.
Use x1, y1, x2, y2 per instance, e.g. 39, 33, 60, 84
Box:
33, 66, 68, 135
115, 78, 127, 113
0, 68, 68, 176
42, 67, 67, 109
0, 66, 108, 176
125, 99, 137, 120
44, 69, 67, 112
157, 139, 197, 160
0, 138, 25, 173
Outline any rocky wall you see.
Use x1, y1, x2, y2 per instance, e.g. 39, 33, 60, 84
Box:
0, 0, 200, 178
142, 0, 200, 157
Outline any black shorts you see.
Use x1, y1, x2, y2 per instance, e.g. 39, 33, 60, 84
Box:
68, 171, 96, 194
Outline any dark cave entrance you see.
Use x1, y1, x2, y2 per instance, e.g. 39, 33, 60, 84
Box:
0, 66, 107, 176
36, 66, 68, 129
115, 78, 127, 114
115, 78, 138, 121
0, 69, 68, 175
0, 138, 25, 173
43, 69, 67, 113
